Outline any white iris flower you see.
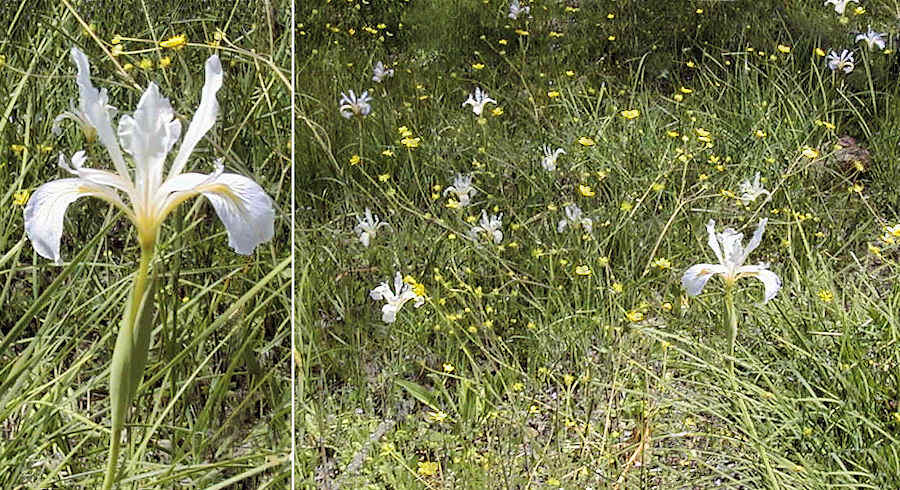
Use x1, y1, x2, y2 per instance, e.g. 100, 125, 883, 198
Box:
738, 172, 771, 205
339, 90, 372, 118
443, 173, 477, 207
541, 145, 565, 171
469, 210, 503, 244
462, 87, 497, 116
354, 207, 390, 247
51, 94, 116, 141
24, 47, 274, 264
826, 49, 855, 73
372, 61, 394, 83
856, 27, 887, 51
508, 0, 530, 19
370, 272, 425, 323
682, 219, 781, 303
557, 204, 592, 233
824, 0, 854, 15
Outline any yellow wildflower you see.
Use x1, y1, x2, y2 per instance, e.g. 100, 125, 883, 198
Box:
578, 136, 595, 146
13, 189, 29, 206
620, 109, 640, 119
160, 34, 187, 49
626, 310, 643, 322
652, 258, 672, 269
417, 461, 439, 477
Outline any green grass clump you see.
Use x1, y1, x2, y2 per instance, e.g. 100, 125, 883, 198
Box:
298, 0, 900, 488
1, 1, 291, 487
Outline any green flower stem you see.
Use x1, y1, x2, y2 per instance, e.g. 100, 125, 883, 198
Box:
723, 284, 779, 489
724, 283, 737, 376
103, 244, 155, 490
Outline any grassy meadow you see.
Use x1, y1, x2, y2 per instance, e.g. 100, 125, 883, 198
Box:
297, 1, 900, 488
1, 0, 291, 487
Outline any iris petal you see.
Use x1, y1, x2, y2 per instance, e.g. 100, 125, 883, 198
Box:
738, 265, 782, 303
117, 83, 181, 193
681, 263, 728, 296
160, 172, 274, 255
169, 55, 224, 178
70, 47, 129, 180
24, 178, 126, 263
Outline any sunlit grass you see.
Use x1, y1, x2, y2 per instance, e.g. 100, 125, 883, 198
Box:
298, 1, 899, 488
1, 1, 291, 487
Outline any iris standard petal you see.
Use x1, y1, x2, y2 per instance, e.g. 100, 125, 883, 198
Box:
705, 219, 725, 265
117, 83, 182, 192
24, 178, 127, 263
169, 55, 224, 178
681, 263, 728, 296
743, 218, 767, 261
70, 47, 129, 180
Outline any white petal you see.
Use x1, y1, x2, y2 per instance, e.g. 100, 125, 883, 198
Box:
681, 263, 728, 296
117, 83, 181, 193
738, 265, 781, 303
381, 304, 399, 323
492, 230, 503, 244
58, 152, 135, 197
370, 283, 392, 301
705, 219, 724, 265
169, 55, 224, 178
160, 172, 274, 255
24, 178, 124, 264
557, 219, 568, 232
70, 47, 129, 180
359, 231, 372, 247
392, 272, 405, 297
743, 218, 767, 261
582, 219, 593, 234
